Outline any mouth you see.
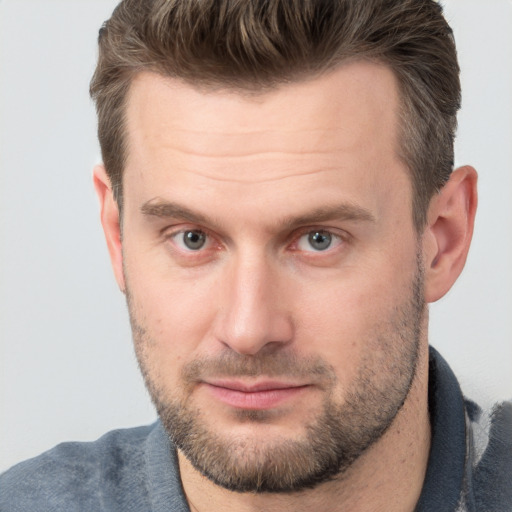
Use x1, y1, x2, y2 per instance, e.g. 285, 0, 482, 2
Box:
202, 379, 311, 410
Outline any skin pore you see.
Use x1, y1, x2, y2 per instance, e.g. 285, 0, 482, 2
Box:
94, 61, 477, 511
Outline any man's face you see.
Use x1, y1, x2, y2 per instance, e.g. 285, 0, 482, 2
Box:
119, 62, 426, 492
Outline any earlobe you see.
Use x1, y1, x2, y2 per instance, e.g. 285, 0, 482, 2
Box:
93, 165, 126, 293
423, 166, 478, 303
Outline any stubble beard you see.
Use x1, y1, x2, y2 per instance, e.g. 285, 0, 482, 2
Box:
128, 264, 425, 493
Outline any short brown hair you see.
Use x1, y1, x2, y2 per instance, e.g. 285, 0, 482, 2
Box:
90, 0, 460, 230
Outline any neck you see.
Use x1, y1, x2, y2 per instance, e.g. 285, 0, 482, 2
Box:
179, 344, 431, 512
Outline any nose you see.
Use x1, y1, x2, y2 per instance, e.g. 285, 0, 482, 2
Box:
213, 253, 294, 356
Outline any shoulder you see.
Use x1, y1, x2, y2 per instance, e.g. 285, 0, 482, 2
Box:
465, 399, 512, 511
0, 424, 156, 512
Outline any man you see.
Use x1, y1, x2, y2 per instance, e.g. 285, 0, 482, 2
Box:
1, 0, 511, 510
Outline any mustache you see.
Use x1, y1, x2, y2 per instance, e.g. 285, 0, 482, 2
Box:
181, 350, 336, 383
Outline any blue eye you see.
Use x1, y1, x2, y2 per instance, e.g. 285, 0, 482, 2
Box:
308, 231, 332, 250
297, 230, 340, 252
174, 230, 207, 251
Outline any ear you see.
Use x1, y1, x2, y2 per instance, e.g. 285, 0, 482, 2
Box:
93, 164, 125, 293
423, 166, 478, 303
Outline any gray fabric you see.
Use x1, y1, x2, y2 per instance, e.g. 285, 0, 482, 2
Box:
1, 348, 511, 511
470, 401, 512, 511
415, 348, 512, 511
0, 423, 189, 512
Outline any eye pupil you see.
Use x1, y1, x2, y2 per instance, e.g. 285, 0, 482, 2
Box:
183, 230, 206, 250
308, 231, 332, 251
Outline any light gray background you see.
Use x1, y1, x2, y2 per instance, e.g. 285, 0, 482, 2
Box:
1, 0, 511, 472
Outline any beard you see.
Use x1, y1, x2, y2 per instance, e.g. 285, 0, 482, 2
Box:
128, 262, 425, 494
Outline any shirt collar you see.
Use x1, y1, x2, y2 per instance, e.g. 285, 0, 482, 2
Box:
415, 346, 468, 511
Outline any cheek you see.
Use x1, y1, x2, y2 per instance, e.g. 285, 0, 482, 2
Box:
124, 251, 220, 366
291, 279, 374, 389
291, 256, 417, 388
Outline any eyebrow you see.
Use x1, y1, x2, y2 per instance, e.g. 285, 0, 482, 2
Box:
140, 198, 376, 230
141, 200, 210, 225
280, 204, 375, 230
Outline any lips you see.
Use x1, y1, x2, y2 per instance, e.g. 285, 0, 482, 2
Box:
202, 379, 310, 410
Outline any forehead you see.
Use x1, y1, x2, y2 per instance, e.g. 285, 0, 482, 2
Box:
124, 61, 402, 177
121, 62, 411, 233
